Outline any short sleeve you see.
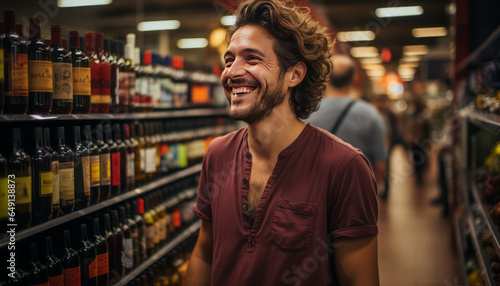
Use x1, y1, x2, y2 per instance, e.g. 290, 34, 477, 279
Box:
329, 154, 378, 240
193, 146, 213, 222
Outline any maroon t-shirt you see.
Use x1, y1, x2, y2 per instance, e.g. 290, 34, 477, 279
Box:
193, 124, 378, 286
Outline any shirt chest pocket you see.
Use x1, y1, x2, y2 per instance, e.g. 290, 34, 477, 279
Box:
271, 199, 317, 251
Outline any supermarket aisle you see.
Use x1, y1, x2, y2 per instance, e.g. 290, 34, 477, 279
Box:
378, 145, 460, 286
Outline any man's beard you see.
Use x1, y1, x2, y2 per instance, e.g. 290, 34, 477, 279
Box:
228, 79, 286, 124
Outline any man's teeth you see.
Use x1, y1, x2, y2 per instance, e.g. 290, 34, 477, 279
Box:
232, 87, 253, 94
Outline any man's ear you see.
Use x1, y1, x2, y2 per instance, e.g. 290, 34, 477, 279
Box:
287, 62, 307, 88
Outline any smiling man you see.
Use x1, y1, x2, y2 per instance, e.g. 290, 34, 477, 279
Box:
186, 0, 379, 285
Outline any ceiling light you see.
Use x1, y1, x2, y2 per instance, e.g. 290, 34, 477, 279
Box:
58, 0, 112, 7
375, 6, 424, 18
400, 56, 421, 62
398, 68, 415, 77
210, 28, 227, 48
351, 46, 379, 58
412, 27, 447, 38
221, 15, 236, 26
366, 69, 385, 77
137, 20, 180, 32
337, 31, 376, 42
403, 45, 428, 56
399, 62, 419, 68
177, 38, 208, 49
360, 57, 382, 64
363, 64, 385, 71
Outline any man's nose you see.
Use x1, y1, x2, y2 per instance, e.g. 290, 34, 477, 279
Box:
226, 58, 246, 79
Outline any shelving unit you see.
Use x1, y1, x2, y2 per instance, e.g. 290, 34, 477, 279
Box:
457, 25, 500, 72
467, 213, 495, 286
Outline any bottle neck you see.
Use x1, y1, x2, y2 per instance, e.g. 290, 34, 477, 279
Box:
96, 125, 104, 144
34, 129, 43, 149
74, 127, 82, 145
29, 18, 41, 39
105, 126, 112, 143
93, 218, 101, 237
30, 243, 39, 263
43, 128, 51, 147
12, 130, 21, 150
46, 237, 54, 257
82, 127, 91, 145
58, 128, 66, 146
113, 125, 121, 142
81, 224, 89, 241
104, 214, 111, 232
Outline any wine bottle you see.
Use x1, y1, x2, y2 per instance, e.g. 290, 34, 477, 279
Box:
45, 236, 64, 286
83, 125, 100, 204
28, 17, 52, 114
51, 24, 73, 114
150, 194, 160, 251
8, 128, 31, 229
126, 202, 140, 268
62, 37, 68, 51
101, 213, 116, 284
78, 223, 97, 286
156, 192, 167, 247
125, 34, 136, 112
134, 122, 146, 186
110, 209, 124, 279
122, 123, 135, 190
95, 32, 110, 113
105, 124, 120, 197
32, 127, 53, 224
61, 230, 81, 286
94, 124, 111, 200
5, 267, 30, 286
3, 10, 29, 114
117, 41, 129, 113
73, 126, 90, 210
70, 30, 91, 114
0, 153, 7, 233
119, 205, 133, 274
144, 122, 157, 182
90, 217, 109, 286
57, 126, 75, 215
85, 32, 98, 113
108, 39, 120, 113
144, 196, 155, 258
43, 127, 59, 218
28, 242, 50, 286
113, 123, 128, 194
136, 198, 147, 263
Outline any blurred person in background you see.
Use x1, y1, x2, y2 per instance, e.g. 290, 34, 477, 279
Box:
307, 54, 388, 188
187, 0, 379, 285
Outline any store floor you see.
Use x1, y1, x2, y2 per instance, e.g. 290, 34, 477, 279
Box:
378, 145, 460, 286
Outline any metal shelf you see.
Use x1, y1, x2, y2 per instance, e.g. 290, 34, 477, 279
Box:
457, 25, 500, 72
468, 111, 500, 136
0, 164, 202, 248
114, 220, 201, 286
467, 213, 495, 286
0, 107, 229, 122
452, 214, 470, 286
470, 180, 500, 255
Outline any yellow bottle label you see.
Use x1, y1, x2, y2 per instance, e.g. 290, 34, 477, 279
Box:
15, 176, 31, 204
40, 171, 53, 196
53, 62, 73, 99
73, 67, 91, 95
91, 95, 102, 104
0, 48, 4, 82
59, 162, 75, 201
90, 156, 100, 186
52, 161, 59, 204
82, 156, 90, 196
6, 53, 29, 96
0, 178, 7, 219
28, 60, 53, 92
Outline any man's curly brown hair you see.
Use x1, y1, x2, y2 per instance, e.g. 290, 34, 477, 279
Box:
227, 0, 333, 119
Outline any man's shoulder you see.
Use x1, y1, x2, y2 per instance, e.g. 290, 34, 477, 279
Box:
206, 126, 247, 155
308, 124, 364, 161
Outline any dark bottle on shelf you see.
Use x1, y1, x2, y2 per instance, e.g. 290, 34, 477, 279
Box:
8, 128, 32, 229
136, 198, 147, 262
43, 127, 59, 219
114, 123, 128, 194
32, 127, 53, 224
50, 24, 73, 114
122, 123, 135, 190
61, 230, 81, 286
110, 209, 124, 279
90, 217, 109, 286
144, 196, 156, 258
108, 39, 120, 113
45, 236, 64, 286
28, 242, 50, 286
73, 126, 90, 210
150, 194, 160, 251
77, 223, 97, 286
70, 30, 91, 114
0, 153, 8, 233
62, 37, 68, 51
57, 126, 75, 215
83, 125, 100, 204
156, 192, 167, 247
117, 41, 129, 113
134, 122, 146, 185
3, 10, 29, 114
119, 205, 133, 274
125, 202, 140, 268
125, 34, 136, 112
85, 32, 98, 114
105, 124, 121, 197
144, 122, 157, 182
101, 213, 115, 284
90, 32, 110, 113
27, 17, 53, 114
95, 124, 111, 200
5, 267, 30, 286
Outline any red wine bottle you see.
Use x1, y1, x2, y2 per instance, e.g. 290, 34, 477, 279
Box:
61, 230, 81, 286
95, 124, 111, 200
114, 123, 128, 194
3, 10, 29, 114
122, 123, 135, 190
28, 242, 50, 286
8, 128, 32, 229
102, 213, 116, 284
85, 32, 99, 114
28, 17, 52, 114
5, 267, 30, 286
105, 124, 120, 197
62, 37, 68, 51
125, 202, 140, 268
91, 32, 111, 113
77, 223, 97, 286
51, 24, 73, 114
110, 209, 124, 279
83, 125, 100, 204
90, 217, 109, 286
0, 153, 8, 233
136, 198, 147, 263
70, 30, 91, 114
119, 205, 133, 274
108, 39, 120, 113
45, 236, 64, 286
73, 126, 90, 210
32, 127, 53, 224
57, 126, 75, 215
43, 127, 59, 218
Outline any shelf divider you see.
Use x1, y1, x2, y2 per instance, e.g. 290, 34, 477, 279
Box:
467, 213, 495, 286
114, 220, 201, 286
470, 180, 500, 255
457, 25, 500, 72
0, 164, 202, 248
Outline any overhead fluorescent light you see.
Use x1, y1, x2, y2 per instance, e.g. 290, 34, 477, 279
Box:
375, 6, 423, 18
58, 0, 112, 7
337, 31, 376, 42
360, 57, 382, 64
351, 46, 379, 58
177, 38, 208, 49
403, 45, 428, 56
366, 69, 385, 77
221, 15, 236, 26
412, 27, 447, 38
137, 20, 180, 32
363, 64, 385, 70
398, 68, 415, 77
400, 56, 421, 63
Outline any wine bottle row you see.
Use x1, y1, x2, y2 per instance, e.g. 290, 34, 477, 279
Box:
0, 176, 198, 286
0, 10, 225, 116
0, 117, 229, 232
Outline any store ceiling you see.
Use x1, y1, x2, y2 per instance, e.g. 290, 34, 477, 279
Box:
2, 0, 453, 69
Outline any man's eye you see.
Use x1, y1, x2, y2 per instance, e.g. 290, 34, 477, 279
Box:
224, 58, 234, 66
248, 56, 261, 61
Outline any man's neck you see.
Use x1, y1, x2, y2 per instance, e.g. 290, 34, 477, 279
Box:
247, 101, 305, 163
